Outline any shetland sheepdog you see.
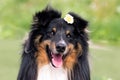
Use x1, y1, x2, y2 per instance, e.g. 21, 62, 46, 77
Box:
17, 6, 90, 80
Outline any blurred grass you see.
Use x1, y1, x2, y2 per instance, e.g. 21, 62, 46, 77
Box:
0, 40, 20, 80
90, 44, 120, 80
0, 40, 120, 80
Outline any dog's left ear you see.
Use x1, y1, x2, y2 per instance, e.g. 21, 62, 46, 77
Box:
68, 12, 88, 32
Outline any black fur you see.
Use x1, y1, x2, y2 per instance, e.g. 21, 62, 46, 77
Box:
17, 6, 90, 80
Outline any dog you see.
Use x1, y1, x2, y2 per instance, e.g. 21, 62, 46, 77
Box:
17, 6, 90, 80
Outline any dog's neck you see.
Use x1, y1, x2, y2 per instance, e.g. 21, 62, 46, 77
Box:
37, 64, 68, 80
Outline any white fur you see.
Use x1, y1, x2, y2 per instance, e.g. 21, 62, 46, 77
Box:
37, 64, 68, 80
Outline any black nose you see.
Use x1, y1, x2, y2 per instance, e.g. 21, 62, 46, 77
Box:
56, 44, 66, 53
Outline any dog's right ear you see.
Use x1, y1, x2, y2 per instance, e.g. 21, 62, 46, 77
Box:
33, 6, 61, 27
24, 6, 61, 54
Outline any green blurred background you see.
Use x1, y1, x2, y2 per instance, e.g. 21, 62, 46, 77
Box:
0, 0, 120, 80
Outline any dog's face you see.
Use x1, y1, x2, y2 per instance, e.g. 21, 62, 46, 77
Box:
43, 18, 78, 68
25, 7, 88, 69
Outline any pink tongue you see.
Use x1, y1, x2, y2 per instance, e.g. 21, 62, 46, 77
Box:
52, 54, 63, 68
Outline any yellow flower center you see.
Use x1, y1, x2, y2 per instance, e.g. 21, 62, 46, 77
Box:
64, 14, 74, 24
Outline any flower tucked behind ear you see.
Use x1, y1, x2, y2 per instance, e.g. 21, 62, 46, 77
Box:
64, 14, 74, 24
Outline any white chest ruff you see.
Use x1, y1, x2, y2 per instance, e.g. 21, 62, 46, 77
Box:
37, 64, 68, 80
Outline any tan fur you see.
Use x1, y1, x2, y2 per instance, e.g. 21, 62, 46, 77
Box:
66, 30, 70, 35
37, 47, 49, 68
63, 43, 82, 70
52, 27, 56, 32
36, 39, 50, 68
50, 42, 56, 52
35, 36, 42, 45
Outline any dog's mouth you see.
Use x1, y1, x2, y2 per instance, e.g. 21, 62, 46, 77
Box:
51, 53, 63, 68
46, 46, 65, 68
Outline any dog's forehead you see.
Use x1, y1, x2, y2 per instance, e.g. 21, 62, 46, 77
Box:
48, 18, 74, 31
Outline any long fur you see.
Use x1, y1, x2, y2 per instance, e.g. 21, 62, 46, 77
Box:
17, 6, 90, 80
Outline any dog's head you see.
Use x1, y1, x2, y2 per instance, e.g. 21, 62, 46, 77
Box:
24, 6, 88, 69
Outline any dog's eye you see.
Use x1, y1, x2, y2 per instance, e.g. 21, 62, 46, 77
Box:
51, 31, 55, 35
66, 34, 71, 38
47, 31, 56, 38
